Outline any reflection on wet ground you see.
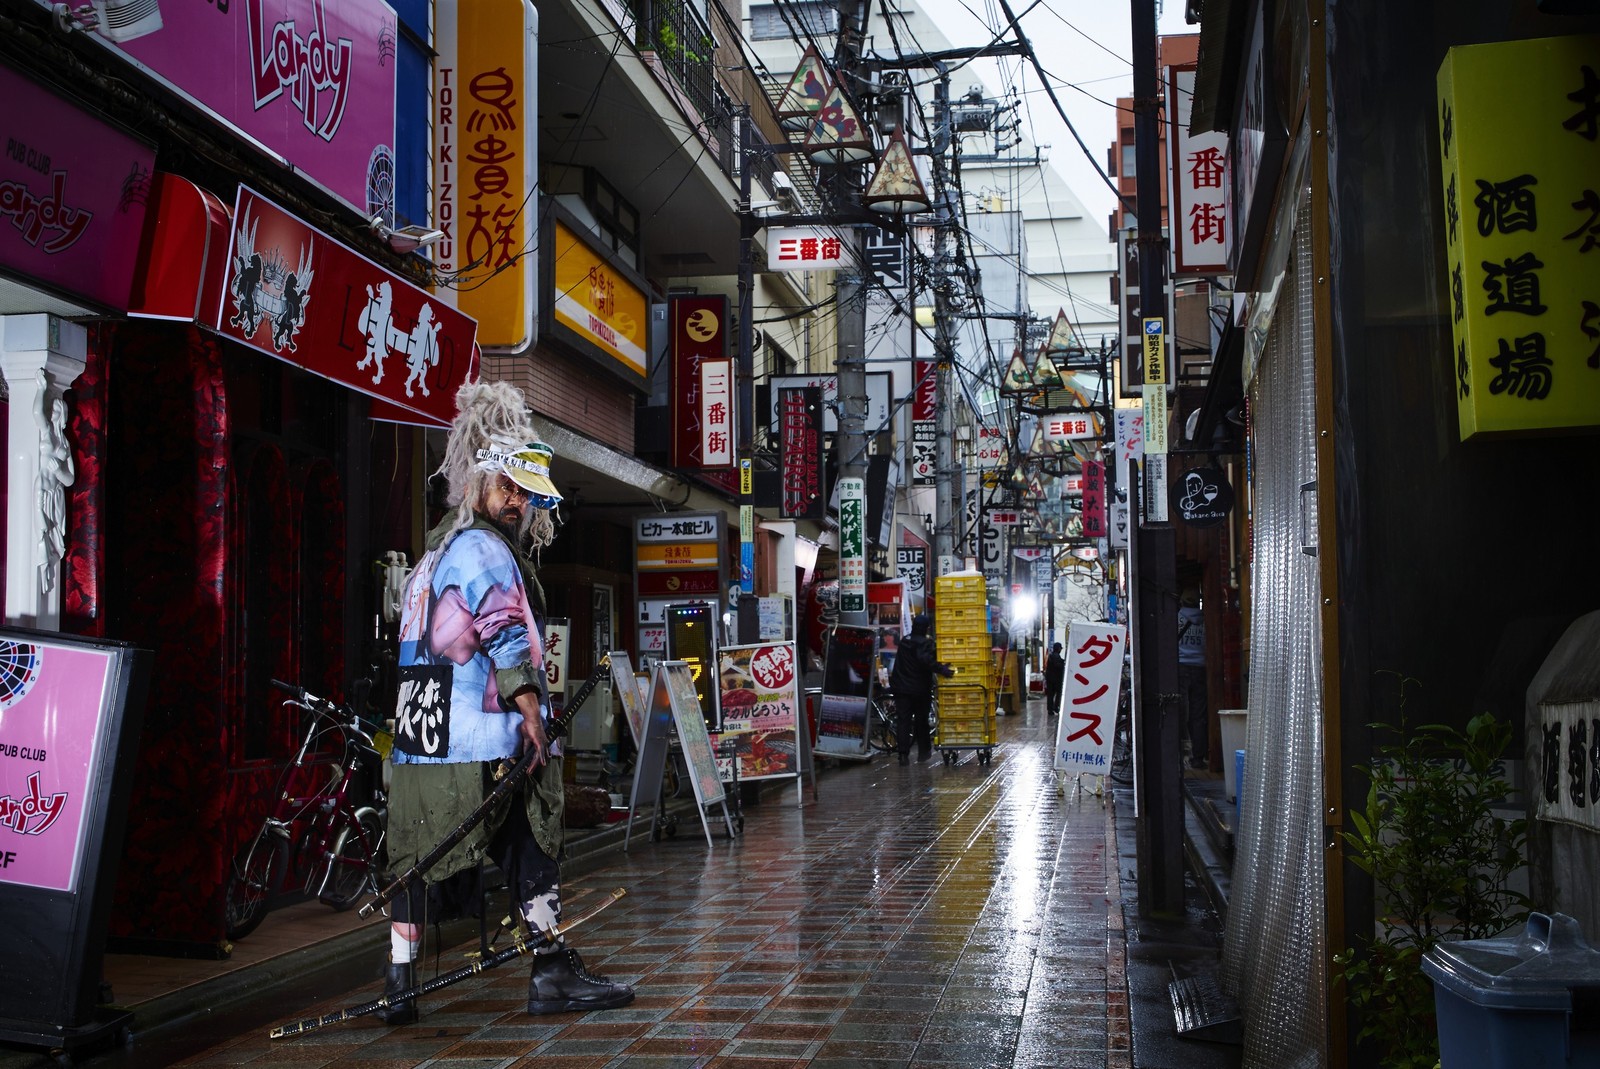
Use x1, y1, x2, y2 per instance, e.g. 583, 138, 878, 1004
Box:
178, 700, 1131, 1068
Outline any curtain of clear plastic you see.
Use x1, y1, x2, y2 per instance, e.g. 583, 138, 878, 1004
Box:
1220, 191, 1327, 1068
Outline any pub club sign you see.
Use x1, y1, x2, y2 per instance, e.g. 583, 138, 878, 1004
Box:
1169, 465, 1234, 529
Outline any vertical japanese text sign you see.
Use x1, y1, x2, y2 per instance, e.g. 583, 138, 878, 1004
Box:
779, 386, 824, 519
670, 295, 730, 468
1054, 622, 1127, 775
1437, 34, 1600, 439
1166, 65, 1230, 275
435, 0, 538, 350
839, 477, 866, 613
700, 358, 735, 469
1081, 460, 1107, 539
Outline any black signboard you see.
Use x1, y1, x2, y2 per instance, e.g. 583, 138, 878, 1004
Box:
1171, 464, 1235, 528
779, 386, 824, 520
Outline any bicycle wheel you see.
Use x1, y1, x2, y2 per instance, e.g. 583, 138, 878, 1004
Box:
317, 808, 385, 911
224, 830, 287, 940
868, 700, 897, 753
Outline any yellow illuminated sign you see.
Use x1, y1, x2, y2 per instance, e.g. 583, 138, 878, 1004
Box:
1437, 34, 1600, 439
552, 220, 649, 380
637, 543, 720, 570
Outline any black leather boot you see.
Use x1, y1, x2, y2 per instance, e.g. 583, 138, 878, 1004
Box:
377, 961, 417, 1025
527, 948, 635, 1014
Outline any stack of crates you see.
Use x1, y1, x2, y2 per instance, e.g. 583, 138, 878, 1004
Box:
933, 573, 998, 754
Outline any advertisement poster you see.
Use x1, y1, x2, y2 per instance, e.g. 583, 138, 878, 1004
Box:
1054, 622, 1127, 776
609, 650, 648, 748
713, 643, 801, 782
816, 625, 876, 756
0, 639, 114, 892
664, 662, 724, 806
867, 580, 908, 687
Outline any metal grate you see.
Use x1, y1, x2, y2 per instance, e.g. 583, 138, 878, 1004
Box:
1219, 189, 1328, 1068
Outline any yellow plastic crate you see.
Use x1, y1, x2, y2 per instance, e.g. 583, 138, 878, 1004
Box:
936, 717, 997, 745
935, 574, 987, 595
935, 604, 990, 634
936, 633, 993, 660
946, 662, 997, 688
933, 586, 988, 609
937, 687, 993, 719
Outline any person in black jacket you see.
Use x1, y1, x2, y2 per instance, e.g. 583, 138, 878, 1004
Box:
889, 614, 954, 764
1044, 642, 1065, 717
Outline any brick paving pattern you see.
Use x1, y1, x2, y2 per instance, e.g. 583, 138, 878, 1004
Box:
179, 700, 1130, 1068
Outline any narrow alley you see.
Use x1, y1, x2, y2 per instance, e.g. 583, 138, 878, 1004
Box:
3, 700, 1236, 1069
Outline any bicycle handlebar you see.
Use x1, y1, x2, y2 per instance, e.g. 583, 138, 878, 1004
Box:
270, 678, 385, 749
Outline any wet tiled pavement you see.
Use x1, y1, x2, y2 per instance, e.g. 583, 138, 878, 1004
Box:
140, 700, 1141, 1067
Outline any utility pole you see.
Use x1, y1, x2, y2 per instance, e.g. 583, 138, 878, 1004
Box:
930, 70, 959, 575
832, 0, 871, 627
1130, 0, 1183, 917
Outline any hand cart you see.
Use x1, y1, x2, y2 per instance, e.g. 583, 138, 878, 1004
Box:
933, 683, 997, 766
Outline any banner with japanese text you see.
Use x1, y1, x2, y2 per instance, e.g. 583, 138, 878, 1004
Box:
838, 478, 866, 614
1081, 460, 1107, 539
1054, 622, 1127, 774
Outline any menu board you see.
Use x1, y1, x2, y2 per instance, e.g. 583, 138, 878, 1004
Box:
608, 650, 648, 747
713, 642, 801, 782
664, 662, 725, 807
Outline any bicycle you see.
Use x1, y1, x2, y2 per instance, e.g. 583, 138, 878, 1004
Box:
868, 690, 898, 754
224, 678, 391, 941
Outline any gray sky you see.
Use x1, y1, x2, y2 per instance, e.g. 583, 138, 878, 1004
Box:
898, 0, 1196, 228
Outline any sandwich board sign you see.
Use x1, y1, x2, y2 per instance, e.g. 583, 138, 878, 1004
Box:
624, 661, 736, 848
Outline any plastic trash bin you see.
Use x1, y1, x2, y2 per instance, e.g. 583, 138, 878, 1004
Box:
1421, 912, 1600, 1068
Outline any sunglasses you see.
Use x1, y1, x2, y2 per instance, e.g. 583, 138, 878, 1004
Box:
494, 474, 533, 504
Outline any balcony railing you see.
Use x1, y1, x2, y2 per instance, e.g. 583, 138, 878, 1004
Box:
632, 0, 740, 173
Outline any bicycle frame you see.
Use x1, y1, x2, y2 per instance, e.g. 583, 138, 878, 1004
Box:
269, 699, 384, 900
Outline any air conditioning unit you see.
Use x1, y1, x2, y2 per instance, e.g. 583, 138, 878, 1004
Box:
769, 169, 800, 211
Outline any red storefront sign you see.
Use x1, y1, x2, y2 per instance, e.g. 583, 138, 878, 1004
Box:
637, 571, 723, 597
1081, 460, 1107, 539
212, 187, 478, 425
669, 295, 729, 469
912, 359, 936, 421
779, 386, 823, 520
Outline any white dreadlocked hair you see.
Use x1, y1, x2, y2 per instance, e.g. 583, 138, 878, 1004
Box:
437, 380, 557, 550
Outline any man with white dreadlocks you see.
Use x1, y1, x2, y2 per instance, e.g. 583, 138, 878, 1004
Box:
379, 380, 633, 1023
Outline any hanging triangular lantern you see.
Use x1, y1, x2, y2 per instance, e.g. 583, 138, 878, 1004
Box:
1027, 473, 1047, 500
862, 129, 932, 214
803, 83, 874, 164
776, 46, 833, 132
1001, 349, 1032, 392
1045, 309, 1075, 356
1032, 347, 1064, 389
1027, 423, 1048, 457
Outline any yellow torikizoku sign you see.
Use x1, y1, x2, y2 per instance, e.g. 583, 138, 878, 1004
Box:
1437, 34, 1600, 439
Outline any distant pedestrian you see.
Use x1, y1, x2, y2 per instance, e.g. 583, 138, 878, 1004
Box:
889, 614, 954, 764
1044, 642, 1065, 716
1178, 586, 1208, 769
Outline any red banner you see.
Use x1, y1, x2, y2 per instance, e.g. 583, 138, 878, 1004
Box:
669, 295, 729, 469
779, 386, 823, 520
912, 359, 936, 421
637, 571, 723, 597
1082, 460, 1107, 539
213, 187, 478, 425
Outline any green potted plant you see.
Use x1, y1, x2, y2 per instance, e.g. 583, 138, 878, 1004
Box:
1334, 675, 1531, 1068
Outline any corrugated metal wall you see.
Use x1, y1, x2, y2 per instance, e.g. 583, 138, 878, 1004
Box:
1221, 194, 1327, 1067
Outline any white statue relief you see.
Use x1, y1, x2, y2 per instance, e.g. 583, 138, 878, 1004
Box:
36, 373, 74, 594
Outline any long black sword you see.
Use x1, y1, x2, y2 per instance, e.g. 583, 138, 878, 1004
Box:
271, 887, 627, 1039
359, 655, 613, 918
